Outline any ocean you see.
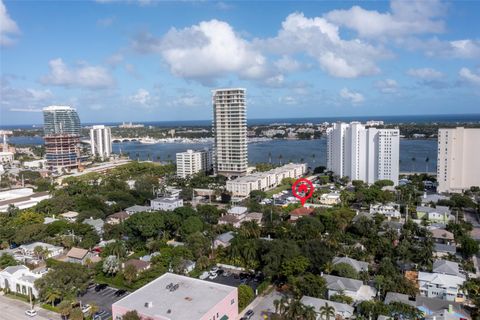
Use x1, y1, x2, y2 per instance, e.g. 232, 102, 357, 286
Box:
8, 136, 438, 173
2, 113, 480, 129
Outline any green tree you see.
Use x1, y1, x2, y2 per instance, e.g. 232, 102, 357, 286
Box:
123, 310, 141, 320
57, 300, 72, 320
69, 308, 84, 320
123, 264, 137, 284
0, 253, 18, 268
460, 236, 479, 258
45, 289, 61, 307
319, 302, 335, 320
332, 262, 359, 279
238, 284, 255, 311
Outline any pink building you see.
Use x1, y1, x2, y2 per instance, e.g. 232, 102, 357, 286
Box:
112, 272, 238, 320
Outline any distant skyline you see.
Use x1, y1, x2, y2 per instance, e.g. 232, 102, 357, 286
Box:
1, 0, 480, 125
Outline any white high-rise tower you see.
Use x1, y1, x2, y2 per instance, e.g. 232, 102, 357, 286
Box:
326, 122, 400, 185
437, 128, 480, 193
90, 125, 112, 160
212, 88, 248, 176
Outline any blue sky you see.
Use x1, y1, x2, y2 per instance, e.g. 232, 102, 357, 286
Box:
1, 0, 479, 125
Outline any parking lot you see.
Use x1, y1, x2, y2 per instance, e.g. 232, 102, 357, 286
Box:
203, 269, 261, 293
79, 284, 129, 319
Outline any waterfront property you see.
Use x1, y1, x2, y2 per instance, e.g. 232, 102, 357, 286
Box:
90, 125, 112, 161
437, 127, 480, 193
111, 272, 238, 320
176, 149, 212, 178
226, 163, 307, 197
326, 122, 400, 185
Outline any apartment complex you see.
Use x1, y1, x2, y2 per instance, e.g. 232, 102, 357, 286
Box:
326, 122, 400, 185
437, 128, 480, 193
176, 149, 212, 178
212, 88, 248, 176
226, 163, 307, 197
112, 272, 238, 320
43, 106, 82, 171
89, 125, 112, 160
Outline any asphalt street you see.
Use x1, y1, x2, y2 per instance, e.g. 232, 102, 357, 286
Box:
0, 295, 59, 320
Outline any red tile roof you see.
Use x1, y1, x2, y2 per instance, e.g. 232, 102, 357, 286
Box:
290, 207, 314, 216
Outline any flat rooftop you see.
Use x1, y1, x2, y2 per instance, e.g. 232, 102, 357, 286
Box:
113, 273, 236, 320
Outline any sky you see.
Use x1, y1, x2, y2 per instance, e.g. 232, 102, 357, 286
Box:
0, 0, 479, 126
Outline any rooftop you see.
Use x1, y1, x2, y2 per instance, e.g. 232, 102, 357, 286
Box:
290, 207, 314, 216
433, 260, 462, 277
300, 296, 353, 315
332, 257, 369, 272
416, 206, 451, 214
431, 228, 454, 240
323, 274, 363, 292
67, 247, 89, 260
112, 273, 236, 320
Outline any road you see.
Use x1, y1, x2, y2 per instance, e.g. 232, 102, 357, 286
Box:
0, 295, 59, 320
239, 289, 285, 320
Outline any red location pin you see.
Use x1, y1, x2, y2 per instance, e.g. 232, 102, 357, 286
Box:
292, 178, 315, 207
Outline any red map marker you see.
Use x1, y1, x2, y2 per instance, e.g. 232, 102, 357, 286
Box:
292, 178, 314, 206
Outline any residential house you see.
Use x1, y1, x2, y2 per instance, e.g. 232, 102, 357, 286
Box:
416, 206, 454, 224
323, 274, 376, 302
218, 211, 263, 228
66, 247, 91, 265
332, 257, 369, 272
434, 243, 457, 258
289, 207, 314, 222
106, 211, 130, 225
123, 259, 151, 274
227, 206, 248, 216
19, 242, 63, 259
418, 269, 465, 302
213, 231, 235, 249
369, 203, 401, 219
431, 229, 455, 246
180, 259, 196, 274
421, 193, 450, 205
150, 197, 183, 211
433, 260, 463, 277
300, 296, 354, 319
60, 211, 79, 222
83, 217, 104, 235
125, 205, 152, 215
320, 192, 341, 205
417, 296, 471, 320
0, 265, 46, 298
384, 292, 416, 307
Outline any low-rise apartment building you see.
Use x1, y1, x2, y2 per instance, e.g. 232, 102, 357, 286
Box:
226, 163, 307, 197
112, 272, 238, 320
0, 265, 46, 298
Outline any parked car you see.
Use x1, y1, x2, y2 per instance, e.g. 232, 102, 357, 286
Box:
211, 266, 219, 273
95, 283, 108, 292
209, 273, 218, 280
25, 309, 37, 317
81, 304, 91, 313
115, 289, 127, 297
199, 271, 209, 280
245, 310, 254, 319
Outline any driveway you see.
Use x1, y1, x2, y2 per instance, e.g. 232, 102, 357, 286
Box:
240, 290, 286, 320
0, 294, 59, 320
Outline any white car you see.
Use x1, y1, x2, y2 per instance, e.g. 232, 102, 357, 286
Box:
211, 266, 219, 273
209, 273, 218, 280
25, 309, 37, 317
81, 304, 91, 313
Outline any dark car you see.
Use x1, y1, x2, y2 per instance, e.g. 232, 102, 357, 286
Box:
245, 310, 254, 319
95, 283, 108, 292
115, 289, 127, 297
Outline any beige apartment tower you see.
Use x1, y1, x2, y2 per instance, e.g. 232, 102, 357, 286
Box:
212, 88, 248, 176
437, 128, 480, 193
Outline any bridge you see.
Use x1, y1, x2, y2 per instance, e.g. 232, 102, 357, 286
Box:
111, 137, 139, 142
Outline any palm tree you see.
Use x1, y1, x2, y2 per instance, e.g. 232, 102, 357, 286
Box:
411, 157, 416, 172
425, 157, 430, 173
323, 261, 334, 274
319, 302, 335, 320
58, 300, 72, 320
45, 289, 61, 307
303, 305, 317, 320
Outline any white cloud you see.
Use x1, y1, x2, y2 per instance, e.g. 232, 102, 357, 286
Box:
168, 93, 204, 108
260, 12, 388, 78
41, 58, 115, 89
264, 74, 285, 87
274, 56, 302, 73
325, 0, 445, 39
129, 88, 151, 106
133, 19, 267, 83
106, 53, 124, 66
375, 79, 398, 93
0, 0, 20, 46
279, 96, 298, 105
407, 68, 444, 80
459, 67, 480, 86
1, 77, 54, 109
340, 88, 365, 104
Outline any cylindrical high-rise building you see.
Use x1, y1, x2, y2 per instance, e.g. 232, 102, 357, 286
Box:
212, 88, 248, 177
43, 106, 81, 171
90, 125, 112, 160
